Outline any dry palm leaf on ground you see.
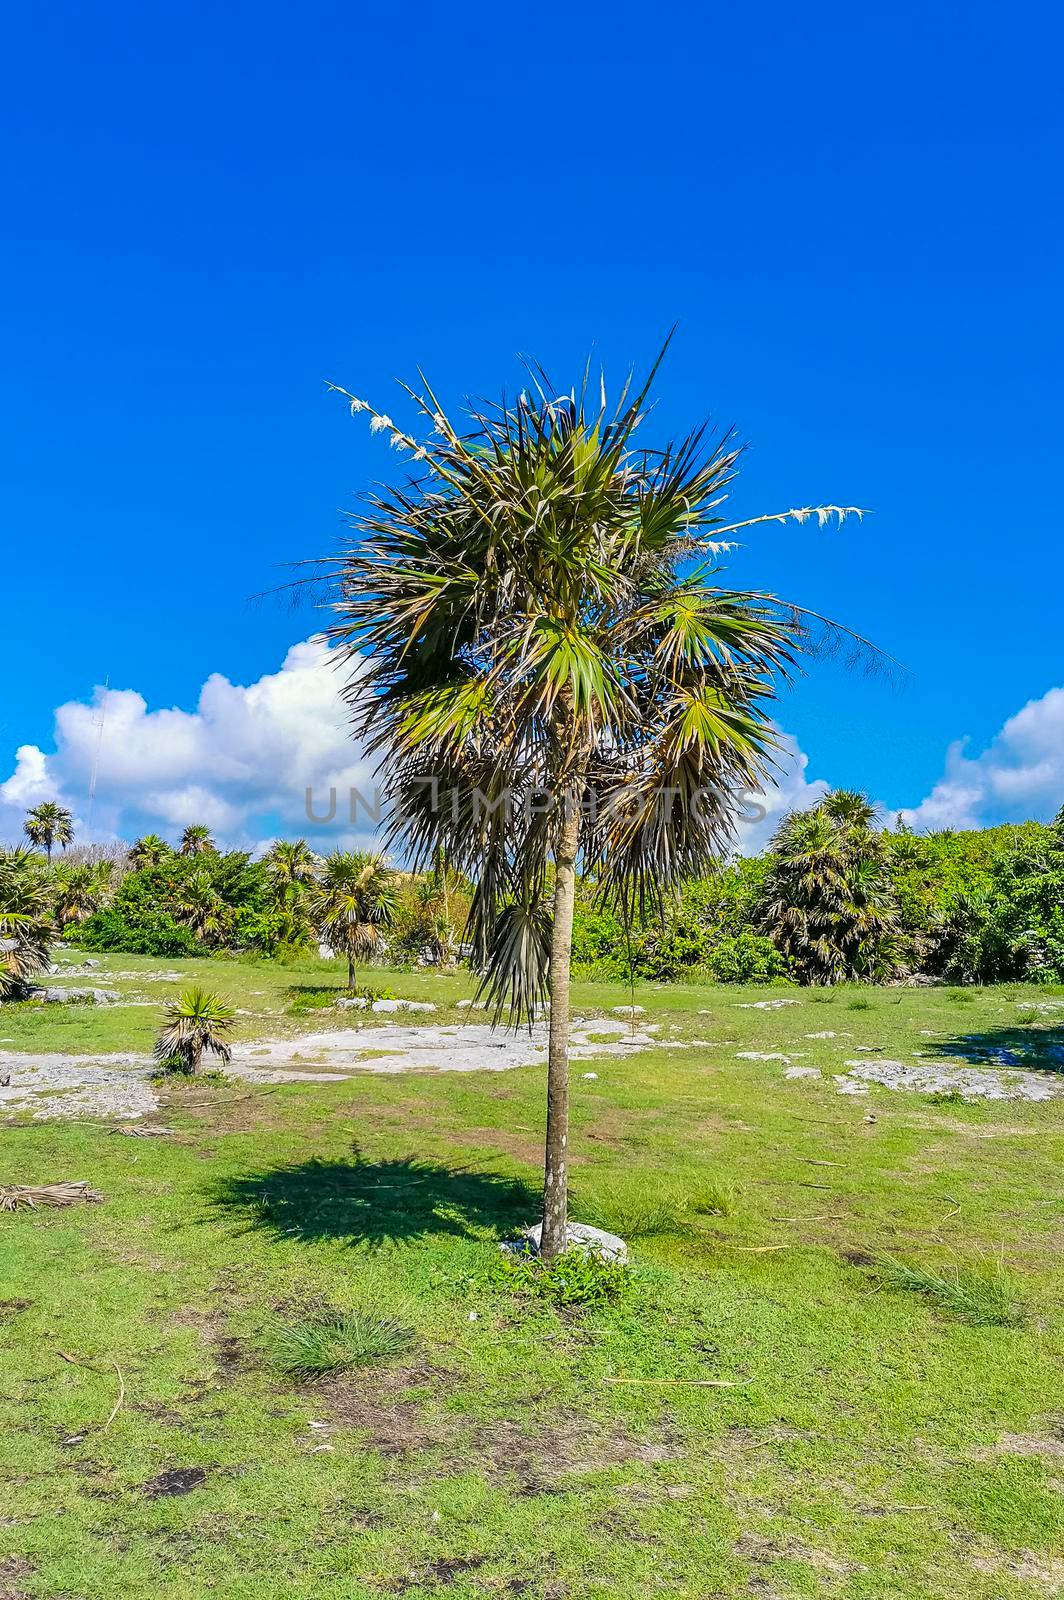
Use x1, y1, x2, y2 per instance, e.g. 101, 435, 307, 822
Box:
0, 1181, 104, 1212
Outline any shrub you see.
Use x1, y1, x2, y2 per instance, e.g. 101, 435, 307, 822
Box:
872, 1257, 1025, 1328
79, 907, 200, 957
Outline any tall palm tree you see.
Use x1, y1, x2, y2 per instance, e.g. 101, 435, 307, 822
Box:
180, 824, 215, 856
322, 344, 865, 1258
312, 851, 396, 988
129, 833, 171, 868
760, 791, 900, 983
154, 987, 235, 1074
264, 838, 319, 947
24, 802, 74, 864
0, 848, 53, 999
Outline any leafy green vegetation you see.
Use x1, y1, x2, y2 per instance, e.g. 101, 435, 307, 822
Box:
490, 1246, 635, 1309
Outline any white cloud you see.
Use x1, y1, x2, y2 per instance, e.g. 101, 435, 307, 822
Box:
0, 638, 379, 852
902, 686, 1064, 832
0, 637, 844, 857
734, 733, 832, 853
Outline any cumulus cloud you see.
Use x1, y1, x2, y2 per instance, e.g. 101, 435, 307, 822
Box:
0, 636, 843, 857
0, 638, 379, 852
902, 686, 1064, 832
733, 733, 832, 853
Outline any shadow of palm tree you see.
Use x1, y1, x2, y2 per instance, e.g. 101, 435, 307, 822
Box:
211, 1144, 539, 1248
925, 1024, 1064, 1074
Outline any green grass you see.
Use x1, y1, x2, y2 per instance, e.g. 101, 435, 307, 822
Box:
259, 1308, 415, 1379
873, 1257, 1027, 1328
1, 951, 1063, 1598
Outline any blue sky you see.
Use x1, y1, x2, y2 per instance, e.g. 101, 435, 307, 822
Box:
2, 0, 1062, 848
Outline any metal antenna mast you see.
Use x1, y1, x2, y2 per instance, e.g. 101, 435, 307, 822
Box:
86, 678, 109, 836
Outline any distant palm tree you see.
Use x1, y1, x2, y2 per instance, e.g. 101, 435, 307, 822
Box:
175, 870, 229, 944
129, 833, 170, 868
51, 862, 112, 927
313, 851, 396, 989
180, 824, 215, 856
24, 802, 74, 864
265, 839, 317, 892
154, 987, 235, 1074
411, 872, 458, 966
265, 838, 318, 947
0, 848, 53, 999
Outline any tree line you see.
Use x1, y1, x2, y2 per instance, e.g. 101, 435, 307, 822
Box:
3, 792, 1063, 1002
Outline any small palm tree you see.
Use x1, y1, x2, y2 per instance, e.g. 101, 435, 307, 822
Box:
322, 345, 865, 1257
24, 802, 74, 864
0, 848, 52, 1000
265, 839, 318, 890
154, 987, 235, 1074
264, 839, 318, 947
312, 851, 396, 988
129, 833, 170, 869
51, 862, 112, 927
181, 824, 215, 856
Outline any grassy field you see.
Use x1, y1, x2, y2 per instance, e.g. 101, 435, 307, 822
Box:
1, 953, 1062, 1599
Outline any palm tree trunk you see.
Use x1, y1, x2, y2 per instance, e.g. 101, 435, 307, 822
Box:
347, 951, 355, 991
191, 1039, 202, 1075
540, 800, 581, 1262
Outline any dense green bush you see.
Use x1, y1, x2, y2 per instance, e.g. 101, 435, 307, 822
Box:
79, 851, 277, 957
79, 906, 200, 957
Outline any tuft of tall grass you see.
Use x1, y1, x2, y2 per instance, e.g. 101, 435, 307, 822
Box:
873, 1257, 1025, 1328
260, 1309, 414, 1380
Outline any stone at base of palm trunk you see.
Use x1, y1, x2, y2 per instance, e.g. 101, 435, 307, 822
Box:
503, 1221, 627, 1263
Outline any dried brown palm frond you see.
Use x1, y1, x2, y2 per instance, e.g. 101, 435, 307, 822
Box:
110, 1124, 178, 1138
0, 1181, 104, 1211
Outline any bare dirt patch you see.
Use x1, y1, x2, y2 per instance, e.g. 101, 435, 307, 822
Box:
968, 1545, 1064, 1595
142, 1466, 209, 1498
475, 1412, 679, 1494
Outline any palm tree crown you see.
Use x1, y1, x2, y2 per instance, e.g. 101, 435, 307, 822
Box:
129, 833, 171, 868
181, 824, 215, 856
759, 791, 900, 983
0, 848, 52, 999
24, 802, 74, 863
51, 862, 112, 927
